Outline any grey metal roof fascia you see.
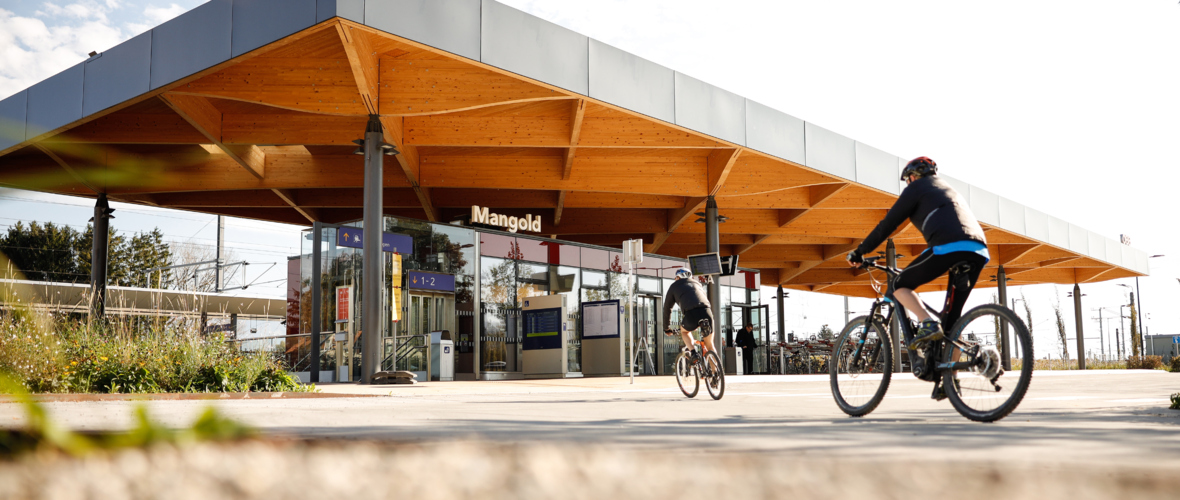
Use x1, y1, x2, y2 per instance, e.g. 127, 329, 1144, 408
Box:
480, 0, 589, 95
317, 0, 364, 23
1023, 207, 1049, 242
588, 38, 675, 124
997, 196, 1026, 235
364, 0, 481, 62
1046, 215, 1070, 249
854, 141, 902, 195
0, 91, 27, 153
1067, 223, 1089, 255
803, 121, 855, 181
1103, 238, 1123, 267
744, 99, 805, 165
82, 31, 152, 117
1087, 232, 1107, 262
967, 184, 1000, 226
149, 0, 233, 90
25, 62, 85, 141
673, 72, 745, 146
232, 0, 318, 58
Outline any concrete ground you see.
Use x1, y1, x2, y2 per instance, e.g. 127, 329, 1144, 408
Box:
1, 370, 1178, 499
3, 369, 1177, 465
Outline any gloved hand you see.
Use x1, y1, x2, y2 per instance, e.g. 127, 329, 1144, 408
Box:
846, 249, 864, 266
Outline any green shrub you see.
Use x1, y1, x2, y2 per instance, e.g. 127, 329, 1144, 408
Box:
1170, 357, 1180, 373
1171, 393, 1180, 410
0, 313, 313, 394
1127, 356, 1164, 370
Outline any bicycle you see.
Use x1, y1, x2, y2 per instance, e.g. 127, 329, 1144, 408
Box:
830, 255, 1034, 422
668, 319, 725, 400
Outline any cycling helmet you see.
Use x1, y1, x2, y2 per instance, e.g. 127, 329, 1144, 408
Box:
675, 267, 692, 279
900, 156, 938, 181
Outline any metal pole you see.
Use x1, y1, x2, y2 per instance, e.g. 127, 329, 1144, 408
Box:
310, 221, 323, 384
1073, 284, 1085, 370
886, 239, 901, 373
997, 265, 1010, 370
215, 215, 225, 292
361, 115, 385, 384
705, 196, 722, 360
776, 286, 785, 344
843, 296, 849, 325
629, 262, 635, 384
1134, 281, 1145, 355
90, 193, 111, 318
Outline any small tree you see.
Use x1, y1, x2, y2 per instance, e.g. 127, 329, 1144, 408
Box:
817, 324, 834, 341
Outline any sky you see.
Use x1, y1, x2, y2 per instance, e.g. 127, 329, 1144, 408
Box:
1, 0, 1178, 358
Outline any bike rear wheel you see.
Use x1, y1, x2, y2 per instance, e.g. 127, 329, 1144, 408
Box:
942, 303, 1034, 422
703, 350, 725, 400
830, 315, 893, 417
675, 352, 699, 398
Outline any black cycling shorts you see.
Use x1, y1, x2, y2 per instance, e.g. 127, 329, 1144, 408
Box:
895, 250, 987, 291
680, 306, 714, 334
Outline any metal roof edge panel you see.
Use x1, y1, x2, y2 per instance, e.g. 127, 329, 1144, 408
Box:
1067, 223, 1089, 254
854, 141, 901, 195
25, 62, 85, 141
967, 185, 1000, 226
803, 122, 855, 181
588, 39, 675, 123
744, 99, 804, 165
997, 196, 1026, 235
1086, 232, 1107, 262
0, 91, 27, 153
82, 31, 152, 117
364, 0, 481, 61
1023, 207, 1049, 242
480, 0, 589, 95
149, 0, 233, 90
939, 174, 971, 205
231, 0, 318, 58
673, 72, 746, 146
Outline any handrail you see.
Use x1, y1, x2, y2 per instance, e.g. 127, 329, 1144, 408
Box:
223, 331, 334, 343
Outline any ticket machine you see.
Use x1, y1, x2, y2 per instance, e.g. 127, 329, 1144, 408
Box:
522, 294, 573, 378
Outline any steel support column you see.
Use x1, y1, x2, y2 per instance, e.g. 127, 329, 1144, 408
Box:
310, 221, 323, 384
997, 265, 1011, 370
90, 193, 112, 318
776, 286, 786, 344
705, 196, 722, 358
361, 115, 386, 384
1073, 283, 1086, 370
887, 239, 901, 373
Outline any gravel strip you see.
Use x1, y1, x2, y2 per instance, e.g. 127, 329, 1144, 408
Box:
0, 440, 1173, 500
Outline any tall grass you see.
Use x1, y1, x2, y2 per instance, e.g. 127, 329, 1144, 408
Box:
0, 312, 309, 394
1011, 357, 1167, 371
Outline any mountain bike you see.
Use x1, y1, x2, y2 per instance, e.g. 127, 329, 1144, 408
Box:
668, 319, 725, 400
830, 255, 1034, 422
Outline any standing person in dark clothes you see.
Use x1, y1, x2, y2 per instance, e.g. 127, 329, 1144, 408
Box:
736, 323, 757, 374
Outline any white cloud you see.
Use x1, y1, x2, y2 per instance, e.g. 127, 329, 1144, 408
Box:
124, 3, 184, 35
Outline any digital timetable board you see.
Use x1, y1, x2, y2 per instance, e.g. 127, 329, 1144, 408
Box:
687, 252, 722, 276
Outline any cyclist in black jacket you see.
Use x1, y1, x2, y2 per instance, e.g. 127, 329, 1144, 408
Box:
662, 267, 715, 355
846, 157, 990, 349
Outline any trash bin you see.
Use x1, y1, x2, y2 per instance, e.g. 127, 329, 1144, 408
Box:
430, 330, 454, 381
724, 347, 743, 375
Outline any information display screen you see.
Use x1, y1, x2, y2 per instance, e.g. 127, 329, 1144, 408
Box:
581, 300, 621, 339
522, 307, 563, 350
687, 252, 722, 276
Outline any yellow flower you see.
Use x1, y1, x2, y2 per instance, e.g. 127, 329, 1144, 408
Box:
99, 356, 108, 361
70, 361, 77, 366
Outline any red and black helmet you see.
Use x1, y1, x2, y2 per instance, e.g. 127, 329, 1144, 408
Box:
901, 156, 937, 181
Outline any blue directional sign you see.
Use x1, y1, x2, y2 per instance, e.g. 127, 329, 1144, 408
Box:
336, 227, 413, 254
407, 271, 455, 292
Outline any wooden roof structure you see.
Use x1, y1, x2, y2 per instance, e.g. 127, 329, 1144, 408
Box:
0, 0, 1148, 297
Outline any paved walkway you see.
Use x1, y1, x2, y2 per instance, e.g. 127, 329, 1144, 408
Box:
3, 369, 1176, 467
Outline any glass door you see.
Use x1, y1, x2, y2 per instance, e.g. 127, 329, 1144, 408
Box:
632, 296, 658, 375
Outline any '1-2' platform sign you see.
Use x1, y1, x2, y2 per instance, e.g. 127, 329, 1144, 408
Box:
336, 228, 413, 254
407, 271, 455, 293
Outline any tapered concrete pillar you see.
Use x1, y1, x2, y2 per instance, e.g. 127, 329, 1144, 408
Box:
776, 286, 786, 343
887, 239, 901, 373
361, 115, 386, 384
310, 221, 323, 384
705, 196, 722, 358
997, 265, 1011, 370
90, 194, 112, 318
1073, 283, 1086, 370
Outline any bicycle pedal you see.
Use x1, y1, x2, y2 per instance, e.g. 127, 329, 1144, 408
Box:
931, 381, 948, 401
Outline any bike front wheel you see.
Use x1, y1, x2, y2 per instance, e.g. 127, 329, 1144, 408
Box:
703, 350, 725, 400
942, 303, 1034, 422
830, 315, 893, 417
675, 352, 699, 398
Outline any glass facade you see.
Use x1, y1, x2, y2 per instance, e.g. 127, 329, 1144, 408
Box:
296, 216, 761, 380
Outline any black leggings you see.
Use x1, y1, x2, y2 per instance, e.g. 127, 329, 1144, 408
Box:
895, 250, 987, 329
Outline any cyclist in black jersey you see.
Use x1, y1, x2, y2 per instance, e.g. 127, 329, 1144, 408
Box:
662, 267, 716, 356
846, 157, 990, 349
